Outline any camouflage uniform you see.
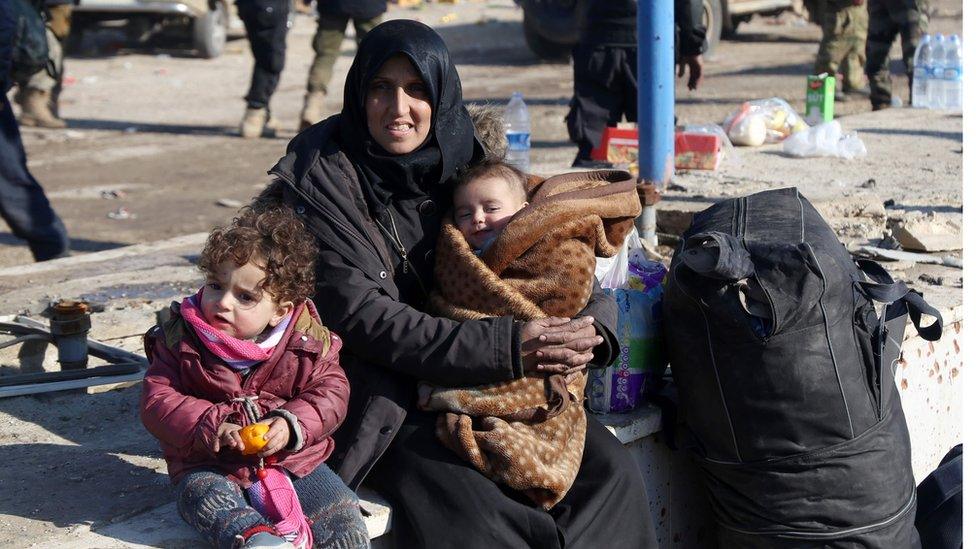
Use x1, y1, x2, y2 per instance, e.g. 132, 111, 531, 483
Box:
814, 0, 868, 92
865, 0, 928, 109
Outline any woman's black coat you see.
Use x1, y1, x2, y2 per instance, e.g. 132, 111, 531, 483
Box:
265, 118, 620, 490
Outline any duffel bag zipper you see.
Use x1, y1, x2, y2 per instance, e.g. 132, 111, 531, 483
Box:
718, 489, 916, 540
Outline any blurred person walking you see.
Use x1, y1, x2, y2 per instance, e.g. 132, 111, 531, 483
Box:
814, 0, 870, 101
1, 0, 70, 261
236, 0, 291, 138
865, 0, 928, 110
566, 0, 706, 167
15, 0, 73, 128
298, 0, 385, 131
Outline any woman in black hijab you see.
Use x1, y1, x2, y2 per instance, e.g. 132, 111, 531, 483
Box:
261, 19, 657, 548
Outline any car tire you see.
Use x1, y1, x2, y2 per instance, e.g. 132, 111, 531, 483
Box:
192, 1, 227, 59
704, 0, 723, 56
522, 13, 572, 62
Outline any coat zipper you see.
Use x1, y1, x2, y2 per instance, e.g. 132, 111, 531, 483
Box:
377, 209, 429, 298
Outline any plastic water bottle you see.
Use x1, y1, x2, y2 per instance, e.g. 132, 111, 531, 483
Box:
503, 92, 531, 173
943, 34, 963, 112
911, 34, 932, 108
928, 34, 946, 109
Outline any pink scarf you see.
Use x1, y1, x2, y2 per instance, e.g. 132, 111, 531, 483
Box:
248, 467, 314, 549
180, 290, 287, 371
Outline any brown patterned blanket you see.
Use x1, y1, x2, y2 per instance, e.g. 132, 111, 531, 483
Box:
418, 169, 640, 509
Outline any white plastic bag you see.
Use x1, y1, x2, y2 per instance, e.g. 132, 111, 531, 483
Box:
595, 229, 636, 290
782, 120, 867, 159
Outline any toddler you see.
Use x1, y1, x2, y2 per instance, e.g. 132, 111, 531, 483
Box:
140, 207, 370, 549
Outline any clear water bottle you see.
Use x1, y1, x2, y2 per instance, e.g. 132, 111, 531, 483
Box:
503, 92, 531, 173
912, 34, 932, 108
943, 34, 963, 112
929, 34, 947, 109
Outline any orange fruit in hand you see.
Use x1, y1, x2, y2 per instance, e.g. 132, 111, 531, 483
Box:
239, 423, 270, 455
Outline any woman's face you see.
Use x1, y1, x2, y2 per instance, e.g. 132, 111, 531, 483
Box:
365, 54, 433, 155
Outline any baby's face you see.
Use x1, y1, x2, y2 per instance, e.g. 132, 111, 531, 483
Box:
453, 176, 528, 249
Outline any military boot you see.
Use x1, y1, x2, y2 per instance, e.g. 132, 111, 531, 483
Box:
298, 90, 326, 132
240, 107, 278, 139
18, 89, 67, 129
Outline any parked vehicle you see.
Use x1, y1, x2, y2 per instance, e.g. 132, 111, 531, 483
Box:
72, 0, 242, 58
515, 0, 797, 61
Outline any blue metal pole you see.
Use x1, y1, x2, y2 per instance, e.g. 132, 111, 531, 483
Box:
637, 0, 674, 187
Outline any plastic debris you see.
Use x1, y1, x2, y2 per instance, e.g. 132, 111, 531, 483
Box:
107, 207, 136, 220
216, 198, 243, 208
782, 120, 867, 159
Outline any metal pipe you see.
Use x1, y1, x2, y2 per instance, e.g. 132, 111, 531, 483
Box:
50, 300, 92, 370
0, 369, 147, 398
0, 361, 143, 388
637, 0, 675, 187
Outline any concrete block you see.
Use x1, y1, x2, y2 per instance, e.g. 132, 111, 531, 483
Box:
892, 213, 963, 252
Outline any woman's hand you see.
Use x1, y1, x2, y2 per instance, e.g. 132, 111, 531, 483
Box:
254, 417, 290, 458
521, 316, 603, 378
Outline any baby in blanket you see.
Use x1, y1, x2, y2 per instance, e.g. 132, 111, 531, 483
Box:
418, 159, 640, 509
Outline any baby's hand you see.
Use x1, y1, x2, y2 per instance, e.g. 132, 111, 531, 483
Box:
215, 422, 244, 453
254, 417, 289, 458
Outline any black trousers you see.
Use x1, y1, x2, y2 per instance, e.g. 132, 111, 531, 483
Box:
566, 43, 638, 163
368, 409, 658, 549
0, 94, 68, 261
237, 0, 290, 109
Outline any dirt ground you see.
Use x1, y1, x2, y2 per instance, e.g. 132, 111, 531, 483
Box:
0, 0, 964, 546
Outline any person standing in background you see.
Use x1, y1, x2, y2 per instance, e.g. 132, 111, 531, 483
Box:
1, 0, 70, 261
236, 0, 291, 138
298, 0, 385, 131
16, 0, 73, 129
566, 0, 706, 167
813, 0, 870, 101
865, 0, 928, 110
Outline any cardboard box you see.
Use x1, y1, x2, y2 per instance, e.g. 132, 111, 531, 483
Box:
591, 126, 722, 170
805, 74, 835, 124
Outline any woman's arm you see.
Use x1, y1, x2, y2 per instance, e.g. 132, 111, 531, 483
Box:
579, 277, 620, 368
316, 247, 522, 388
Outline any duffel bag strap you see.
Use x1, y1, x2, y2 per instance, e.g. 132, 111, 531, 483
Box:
854, 259, 910, 303
855, 259, 943, 341
903, 291, 943, 341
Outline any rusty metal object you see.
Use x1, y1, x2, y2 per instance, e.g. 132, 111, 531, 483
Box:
50, 300, 92, 370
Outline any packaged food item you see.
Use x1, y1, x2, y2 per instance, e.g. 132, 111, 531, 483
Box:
805, 73, 836, 124
722, 98, 809, 146
588, 230, 668, 414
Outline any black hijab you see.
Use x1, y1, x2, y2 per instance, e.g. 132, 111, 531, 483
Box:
338, 19, 482, 213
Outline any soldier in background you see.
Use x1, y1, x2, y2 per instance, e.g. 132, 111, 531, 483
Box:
236, 0, 291, 138
813, 0, 869, 101
1, 0, 70, 261
566, 0, 706, 167
298, 0, 385, 131
16, 0, 73, 129
865, 0, 928, 110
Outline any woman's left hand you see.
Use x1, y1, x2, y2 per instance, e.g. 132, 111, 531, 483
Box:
255, 416, 290, 458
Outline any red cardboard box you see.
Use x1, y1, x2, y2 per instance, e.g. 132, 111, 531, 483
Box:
592, 126, 722, 170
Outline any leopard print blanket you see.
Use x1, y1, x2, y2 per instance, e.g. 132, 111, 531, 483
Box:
418, 169, 640, 509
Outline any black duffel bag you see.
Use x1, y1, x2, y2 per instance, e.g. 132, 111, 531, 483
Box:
663, 187, 943, 548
